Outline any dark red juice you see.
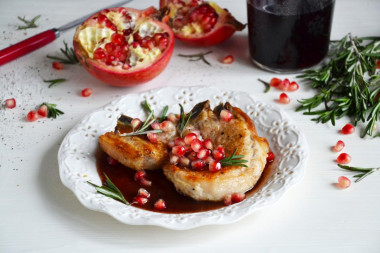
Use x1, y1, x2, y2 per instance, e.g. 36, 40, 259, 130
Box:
247, 0, 335, 71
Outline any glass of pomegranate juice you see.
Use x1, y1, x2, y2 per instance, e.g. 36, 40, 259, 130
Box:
247, 0, 335, 73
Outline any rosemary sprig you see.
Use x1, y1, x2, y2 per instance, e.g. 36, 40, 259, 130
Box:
178, 104, 192, 137
39, 102, 64, 118
338, 164, 380, 182
118, 110, 163, 136
87, 174, 129, 205
43, 78, 67, 88
220, 148, 248, 167
160, 105, 169, 122
296, 34, 380, 137
141, 100, 153, 114
17, 15, 40, 30
46, 41, 79, 64
258, 78, 271, 93
178, 51, 212, 66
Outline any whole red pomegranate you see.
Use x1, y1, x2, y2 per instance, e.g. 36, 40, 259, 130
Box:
73, 7, 174, 87
160, 0, 245, 47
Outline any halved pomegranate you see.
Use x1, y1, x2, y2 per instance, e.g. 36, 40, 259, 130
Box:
160, 0, 245, 47
73, 7, 174, 87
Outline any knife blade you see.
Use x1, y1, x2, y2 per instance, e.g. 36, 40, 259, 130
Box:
0, 0, 133, 66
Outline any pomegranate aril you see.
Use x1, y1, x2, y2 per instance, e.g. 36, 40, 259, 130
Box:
278, 93, 290, 104
105, 20, 116, 30
118, 8, 127, 15
220, 109, 233, 122
151, 122, 161, 130
190, 129, 202, 139
337, 176, 351, 189
180, 156, 190, 167
26, 110, 38, 122
81, 88, 93, 97
131, 118, 142, 130
158, 37, 168, 51
37, 104, 48, 117
105, 42, 115, 53
187, 151, 198, 161
337, 153, 351, 164
160, 120, 175, 132
4, 98, 16, 109
133, 196, 148, 206
332, 140, 345, 152
209, 161, 221, 172
288, 81, 299, 91
266, 152, 274, 163
341, 124, 355, 134
97, 14, 108, 24
147, 132, 158, 143
223, 194, 232, 206
172, 146, 186, 157
221, 55, 234, 64
191, 139, 203, 152
184, 133, 197, 145
278, 78, 290, 91
197, 148, 211, 159
137, 188, 150, 198
134, 170, 146, 181
52, 61, 64, 70
167, 113, 178, 123
94, 48, 106, 60
167, 140, 175, 148
204, 156, 214, 164
140, 178, 152, 187
154, 199, 166, 210
203, 139, 213, 150
174, 138, 186, 146
123, 28, 133, 36
111, 33, 124, 45
170, 155, 180, 165
269, 77, 282, 87
191, 160, 206, 170
107, 156, 118, 165
131, 41, 140, 48
231, 192, 245, 203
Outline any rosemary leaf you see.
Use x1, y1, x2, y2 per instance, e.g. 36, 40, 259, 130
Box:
220, 148, 248, 167
338, 164, 380, 182
43, 78, 67, 88
160, 105, 169, 122
141, 100, 153, 114
17, 15, 40, 30
87, 175, 129, 205
258, 78, 271, 93
178, 51, 212, 66
178, 104, 192, 137
39, 102, 64, 118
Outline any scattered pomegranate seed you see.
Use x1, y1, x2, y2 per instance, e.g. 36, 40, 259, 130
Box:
140, 178, 152, 187
147, 132, 158, 143
81, 88, 93, 97
224, 194, 232, 206
332, 140, 345, 152
172, 146, 186, 157
174, 137, 186, 146
191, 160, 206, 170
203, 139, 213, 150
231, 192, 245, 203
209, 161, 221, 172
269, 77, 282, 87
187, 151, 198, 161
184, 133, 198, 145
190, 129, 201, 139
337, 153, 352, 164
137, 188, 151, 199
4, 98, 16, 109
180, 156, 190, 167
341, 124, 355, 134
133, 196, 148, 206
170, 155, 180, 165
167, 113, 178, 123
337, 176, 351, 189
131, 118, 142, 130
37, 104, 48, 117
197, 148, 211, 159
278, 78, 290, 91
154, 199, 166, 210
26, 110, 38, 122
191, 139, 203, 152
220, 55, 234, 64
220, 109, 233, 122
204, 156, 215, 164
151, 122, 161, 130
213, 150, 224, 160
278, 93, 290, 104
288, 81, 299, 91
134, 170, 146, 181
52, 61, 64, 70
107, 156, 118, 165
266, 152, 274, 163
377, 60, 380, 69
160, 120, 175, 132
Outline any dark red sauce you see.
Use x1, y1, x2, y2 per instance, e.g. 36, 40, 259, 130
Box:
96, 148, 275, 213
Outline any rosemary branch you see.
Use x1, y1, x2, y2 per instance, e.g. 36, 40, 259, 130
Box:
43, 78, 67, 88
338, 164, 380, 182
118, 110, 163, 136
17, 15, 40, 30
46, 41, 79, 64
178, 104, 192, 137
87, 174, 129, 205
178, 51, 213, 66
220, 148, 248, 167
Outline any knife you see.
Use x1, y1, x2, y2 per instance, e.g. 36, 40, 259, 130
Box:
0, 0, 133, 66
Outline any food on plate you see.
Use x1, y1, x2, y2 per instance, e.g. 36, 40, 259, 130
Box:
160, 0, 245, 46
97, 100, 270, 209
73, 7, 174, 87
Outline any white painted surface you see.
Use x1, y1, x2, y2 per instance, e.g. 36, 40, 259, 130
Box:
0, 0, 379, 252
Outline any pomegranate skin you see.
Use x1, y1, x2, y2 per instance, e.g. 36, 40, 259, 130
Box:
73, 7, 175, 87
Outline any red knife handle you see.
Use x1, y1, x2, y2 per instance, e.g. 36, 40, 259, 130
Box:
0, 29, 57, 66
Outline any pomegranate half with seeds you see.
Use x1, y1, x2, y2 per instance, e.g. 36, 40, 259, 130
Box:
160, 0, 245, 47
73, 7, 174, 87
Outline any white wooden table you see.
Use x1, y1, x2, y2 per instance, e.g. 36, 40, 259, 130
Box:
1, 0, 379, 252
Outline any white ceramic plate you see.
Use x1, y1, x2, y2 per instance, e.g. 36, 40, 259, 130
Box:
58, 86, 309, 230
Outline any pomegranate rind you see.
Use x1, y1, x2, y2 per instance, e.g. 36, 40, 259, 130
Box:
73, 7, 174, 87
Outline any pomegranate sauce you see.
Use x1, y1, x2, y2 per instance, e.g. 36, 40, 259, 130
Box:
247, 0, 335, 71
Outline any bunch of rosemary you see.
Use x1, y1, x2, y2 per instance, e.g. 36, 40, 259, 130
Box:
297, 34, 380, 137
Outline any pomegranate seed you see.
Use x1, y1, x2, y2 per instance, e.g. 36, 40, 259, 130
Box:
4, 98, 16, 109
167, 113, 178, 123
174, 138, 186, 146
81, 88, 93, 97
377, 60, 380, 69
131, 41, 140, 48
197, 148, 211, 159
147, 132, 158, 143
140, 178, 152, 187
191, 139, 203, 152
170, 155, 180, 165
278, 93, 290, 104
213, 145, 225, 160
131, 118, 142, 130
220, 55, 234, 64
337, 153, 352, 164
111, 33, 124, 45
231, 192, 245, 203
288, 81, 299, 91
26, 110, 38, 122
133, 196, 148, 206
94, 48, 106, 60
52, 61, 64, 70
184, 133, 197, 145
37, 105, 48, 117
341, 124, 355, 134
167, 140, 175, 148
187, 151, 198, 161
137, 188, 150, 198
191, 160, 206, 170
158, 37, 168, 51
332, 140, 345, 152
266, 152, 274, 163
190, 129, 203, 140
180, 156, 190, 167
209, 161, 221, 172
134, 170, 146, 181
107, 156, 118, 165
224, 194, 232, 206
160, 120, 175, 132
204, 156, 215, 165
220, 109, 233, 122
151, 122, 161, 130
337, 176, 351, 189
278, 78, 290, 91
118, 8, 127, 15
269, 77, 282, 87
123, 28, 133, 36
172, 146, 186, 157
97, 14, 108, 24
105, 20, 116, 31
154, 199, 166, 210
105, 42, 115, 53
203, 139, 213, 150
